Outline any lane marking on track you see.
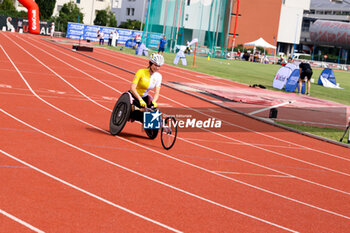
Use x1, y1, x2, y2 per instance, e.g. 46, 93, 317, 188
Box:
213, 171, 293, 178
83, 144, 145, 152
0, 209, 45, 233
14, 36, 350, 190
0, 91, 114, 103
0, 149, 182, 233
61, 40, 350, 164
180, 137, 308, 150
249, 101, 294, 115
0, 84, 12, 88
1, 44, 350, 224
0, 109, 299, 232
0, 41, 110, 113
101, 96, 115, 100
48, 90, 66, 95
0, 165, 31, 169
88, 45, 350, 162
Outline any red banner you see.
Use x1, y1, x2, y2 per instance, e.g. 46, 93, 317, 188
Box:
18, 0, 40, 34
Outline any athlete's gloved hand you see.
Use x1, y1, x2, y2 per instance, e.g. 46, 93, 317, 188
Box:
151, 101, 158, 108
139, 99, 147, 108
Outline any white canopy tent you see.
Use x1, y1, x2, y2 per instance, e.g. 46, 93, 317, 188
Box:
244, 37, 276, 60
244, 37, 276, 49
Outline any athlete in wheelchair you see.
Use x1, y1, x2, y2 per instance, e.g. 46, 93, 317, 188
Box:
110, 53, 164, 139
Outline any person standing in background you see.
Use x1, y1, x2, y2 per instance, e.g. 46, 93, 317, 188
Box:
158, 35, 167, 54
99, 30, 105, 45
50, 22, 55, 38
108, 32, 113, 46
114, 30, 119, 47
299, 62, 313, 95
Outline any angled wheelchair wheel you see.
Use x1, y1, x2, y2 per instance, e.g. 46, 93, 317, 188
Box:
110, 93, 131, 135
161, 116, 177, 150
145, 128, 159, 139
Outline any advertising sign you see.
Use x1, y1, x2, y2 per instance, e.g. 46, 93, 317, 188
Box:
66, 22, 142, 45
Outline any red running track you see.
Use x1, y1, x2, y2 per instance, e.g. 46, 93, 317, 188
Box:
0, 31, 349, 232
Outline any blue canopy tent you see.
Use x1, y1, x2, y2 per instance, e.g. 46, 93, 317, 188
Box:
318, 68, 336, 86
284, 69, 305, 94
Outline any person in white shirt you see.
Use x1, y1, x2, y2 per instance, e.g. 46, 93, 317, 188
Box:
99, 31, 104, 45
113, 30, 119, 47
50, 22, 55, 38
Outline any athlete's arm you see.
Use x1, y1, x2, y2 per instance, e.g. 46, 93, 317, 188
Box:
130, 83, 143, 101
153, 87, 160, 103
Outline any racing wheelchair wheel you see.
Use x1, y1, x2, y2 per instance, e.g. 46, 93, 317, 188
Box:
110, 93, 132, 135
161, 116, 177, 150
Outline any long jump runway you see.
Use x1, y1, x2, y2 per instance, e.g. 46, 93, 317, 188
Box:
0, 31, 349, 232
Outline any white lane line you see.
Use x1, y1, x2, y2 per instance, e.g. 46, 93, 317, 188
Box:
213, 171, 294, 178
14, 36, 350, 191
0, 43, 300, 232
0, 110, 297, 233
180, 137, 307, 150
1, 44, 350, 224
24, 36, 350, 172
0, 84, 12, 88
88, 42, 350, 162
0, 209, 45, 233
1, 36, 110, 112
249, 101, 294, 115
0, 150, 182, 233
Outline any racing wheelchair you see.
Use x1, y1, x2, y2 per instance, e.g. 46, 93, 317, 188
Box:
109, 92, 177, 150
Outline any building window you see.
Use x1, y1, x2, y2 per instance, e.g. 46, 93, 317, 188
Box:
187, 0, 191, 5
76, 0, 80, 3
127, 8, 135, 16
57, 5, 63, 12
302, 20, 310, 32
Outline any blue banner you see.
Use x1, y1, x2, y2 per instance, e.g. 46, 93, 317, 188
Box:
66, 22, 142, 45
143, 32, 163, 49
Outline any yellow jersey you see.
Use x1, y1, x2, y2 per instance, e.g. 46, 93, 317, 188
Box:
132, 68, 162, 97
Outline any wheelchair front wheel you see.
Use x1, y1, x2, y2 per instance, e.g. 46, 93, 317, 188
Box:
161, 116, 177, 150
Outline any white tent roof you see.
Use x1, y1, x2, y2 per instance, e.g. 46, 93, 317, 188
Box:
244, 37, 276, 49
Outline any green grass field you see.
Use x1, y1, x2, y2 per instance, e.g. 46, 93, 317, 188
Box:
104, 45, 350, 145
277, 122, 349, 143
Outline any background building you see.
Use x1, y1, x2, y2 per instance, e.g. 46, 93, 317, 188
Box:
143, 0, 231, 56
111, 0, 148, 27
52, 0, 111, 25
228, 0, 310, 56
299, 0, 350, 63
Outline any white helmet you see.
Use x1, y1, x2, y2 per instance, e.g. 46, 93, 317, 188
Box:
150, 53, 164, 66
